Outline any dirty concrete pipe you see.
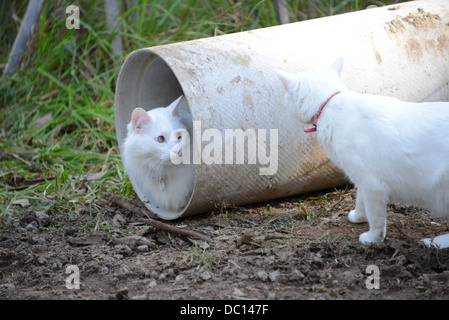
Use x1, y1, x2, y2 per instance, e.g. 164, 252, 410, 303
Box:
115, 0, 449, 220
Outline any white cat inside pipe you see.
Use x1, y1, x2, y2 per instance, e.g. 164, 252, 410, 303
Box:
115, 0, 449, 248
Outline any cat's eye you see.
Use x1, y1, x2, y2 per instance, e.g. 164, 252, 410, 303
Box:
177, 134, 182, 140
157, 136, 165, 143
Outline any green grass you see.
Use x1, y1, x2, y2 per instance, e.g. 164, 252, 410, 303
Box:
0, 0, 404, 217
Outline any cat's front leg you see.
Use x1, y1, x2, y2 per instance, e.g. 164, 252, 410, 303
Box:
348, 189, 367, 223
358, 187, 388, 244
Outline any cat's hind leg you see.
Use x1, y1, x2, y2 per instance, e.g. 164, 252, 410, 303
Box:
357, 186, 388, 244
348, 189, 368, 223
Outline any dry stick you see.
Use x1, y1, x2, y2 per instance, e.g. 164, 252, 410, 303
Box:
272, 0, 291, 25
105, 193, 212, 242
7, 176, 56, 191
104, 0, 123, 56
3, 0, 44, 76
111, 235, 157, 249
307, 0, 319, 19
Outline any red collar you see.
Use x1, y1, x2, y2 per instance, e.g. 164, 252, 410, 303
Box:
304, 91, 342, 133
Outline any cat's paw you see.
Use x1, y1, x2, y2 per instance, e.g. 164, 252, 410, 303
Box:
348, 210, 367, 223
359, 231, 384, 244
421, 233, 449, 249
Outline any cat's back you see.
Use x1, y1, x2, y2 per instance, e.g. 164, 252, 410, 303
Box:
337, 92, 449, 135
322, 91, 449, 177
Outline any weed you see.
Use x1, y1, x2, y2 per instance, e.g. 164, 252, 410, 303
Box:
187, 241, 216, 268
266, 203, 272, 214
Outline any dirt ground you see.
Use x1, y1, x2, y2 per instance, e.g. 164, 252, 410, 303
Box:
1, 187, 449, 301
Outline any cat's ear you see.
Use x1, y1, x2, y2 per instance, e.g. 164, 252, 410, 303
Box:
167, 95, 183, 116
131, 108, 151, 133
329, 57, 344, 76
275, 69, 295, 92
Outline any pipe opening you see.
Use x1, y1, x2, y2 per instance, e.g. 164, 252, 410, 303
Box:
115, 49, 195, 219
116, 50, 185, 148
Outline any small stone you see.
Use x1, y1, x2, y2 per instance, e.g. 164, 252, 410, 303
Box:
256, 270, 268, 281
201, 270, 212, 281
121, 265, 132, 275
136, 245, 148, 252
12, 199, 30, 207
3, 283, 16, 290
147, 280, 157, 289
233, 288, 245, 297
114, 244, 132, 256
269, 270, 280, 282
167, 269, 175, 278
294, 269, 305, 279
112, 213, 126, 228
25, 221, 38, 232
175, 274, 185, 283
116, 288, 129, 300
35, 211, 51, 227
238, 273, 249, 280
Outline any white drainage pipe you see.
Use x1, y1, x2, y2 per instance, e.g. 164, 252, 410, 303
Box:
115, 0, 449, 220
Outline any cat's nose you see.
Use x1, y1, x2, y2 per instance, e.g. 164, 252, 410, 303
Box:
172, 148, 182, 157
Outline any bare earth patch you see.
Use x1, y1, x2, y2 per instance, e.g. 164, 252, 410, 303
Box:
1, 188, 448, 301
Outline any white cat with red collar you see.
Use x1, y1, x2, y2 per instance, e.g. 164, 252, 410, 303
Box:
277, 58, 449, 248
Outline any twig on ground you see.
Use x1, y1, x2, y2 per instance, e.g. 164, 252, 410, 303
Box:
104, 193, 212, 242
104, 192, 158, 219
7, 177, 56, 191
111, 235, 157, 249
